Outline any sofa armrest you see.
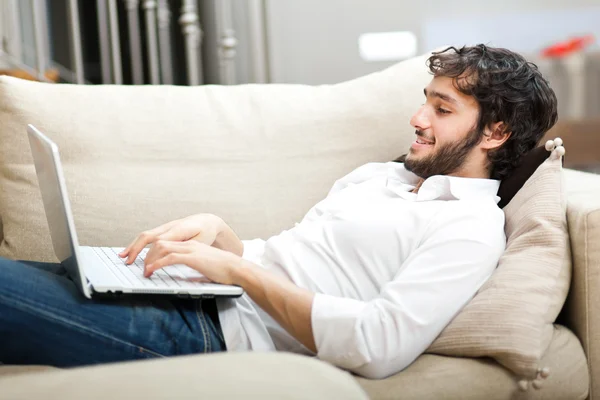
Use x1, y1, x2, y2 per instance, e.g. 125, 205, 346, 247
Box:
562, 168, 600, 399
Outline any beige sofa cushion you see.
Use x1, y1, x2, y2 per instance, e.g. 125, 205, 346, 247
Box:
561, 168, 600, 400
0, 53, 432, 262
0, 365, 55, 377
0, 325, 586, 400
358, 325, 588, 400
428, 150, 571, 382
0, 352, 368, 400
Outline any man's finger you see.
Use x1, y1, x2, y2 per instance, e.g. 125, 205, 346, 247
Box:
143, 240, 172, 266
156, 229, 184, 242
120, 220, 183, 258
144, 252, 189, 277
157, 219, 205, 243
123, 227, 168, 264
144, 240, 191, 269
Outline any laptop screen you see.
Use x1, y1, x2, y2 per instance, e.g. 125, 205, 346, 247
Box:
27, 125, 90, 298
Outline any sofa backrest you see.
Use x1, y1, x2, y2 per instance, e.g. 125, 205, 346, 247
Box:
0, 53, 432, 261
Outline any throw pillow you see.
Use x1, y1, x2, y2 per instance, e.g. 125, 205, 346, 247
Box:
426, 139, 570, 391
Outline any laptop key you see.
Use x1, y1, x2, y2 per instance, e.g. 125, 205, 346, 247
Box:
90, 247, 131, 286
95, 247, 145, 288
129, 250, 183, 288
162, 266, 185, 285
101, 247, 154, 288
153, 269, 180, 287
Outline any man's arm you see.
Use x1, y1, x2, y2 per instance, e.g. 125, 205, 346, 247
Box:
142, 239, 317, 352
231, 258, 317, 352
226, 218, 501, 378
143, 203, 504, 379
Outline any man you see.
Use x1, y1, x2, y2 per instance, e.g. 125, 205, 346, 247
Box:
0, 44, 557, 379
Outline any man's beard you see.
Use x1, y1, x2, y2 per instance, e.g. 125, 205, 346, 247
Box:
404, 127, 483, 179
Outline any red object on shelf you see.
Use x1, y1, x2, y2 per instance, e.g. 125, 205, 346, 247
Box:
541, 34, 595, 58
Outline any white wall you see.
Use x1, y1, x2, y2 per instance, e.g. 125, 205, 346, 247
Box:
264, 0, 600, 84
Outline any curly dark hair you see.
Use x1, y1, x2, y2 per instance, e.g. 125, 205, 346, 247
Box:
426, 44, 558, 180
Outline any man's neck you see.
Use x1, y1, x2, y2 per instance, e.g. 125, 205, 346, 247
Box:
411, 179, 425, 194
410, 169, 493, 194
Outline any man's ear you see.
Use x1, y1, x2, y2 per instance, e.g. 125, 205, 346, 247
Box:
481, 122, 511, 150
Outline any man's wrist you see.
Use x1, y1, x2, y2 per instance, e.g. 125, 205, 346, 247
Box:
213, 217, 244, 257
229, 257, 255, 288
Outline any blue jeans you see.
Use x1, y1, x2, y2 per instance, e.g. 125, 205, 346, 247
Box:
0, 257, 225, 367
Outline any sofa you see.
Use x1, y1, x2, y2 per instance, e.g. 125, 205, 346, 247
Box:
0, 51, 598, 400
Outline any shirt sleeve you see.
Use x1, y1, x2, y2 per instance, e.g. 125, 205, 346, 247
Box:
310, 207, 506, 379
241, 239, 267, 265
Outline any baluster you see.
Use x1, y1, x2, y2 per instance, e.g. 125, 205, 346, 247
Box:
216, 0, 236, 85
31, 0, 46, 81
108, 0, 123, 84
247, 0, 268, 83
157, 0, 173, 84
0, 3, 4, 57
142, 0, 160, 84
6, 0, 23, 62
0, 1, 43, 80
96, 0, 112, 83
68, 0, 85, 83
39, 0, 53, 70
124, 0, 144, 84
179, 0, 202, 85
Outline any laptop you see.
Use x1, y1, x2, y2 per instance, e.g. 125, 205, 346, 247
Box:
26, 124, 244, 300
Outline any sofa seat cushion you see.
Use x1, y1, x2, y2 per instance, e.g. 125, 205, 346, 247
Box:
0, 364, 56, 377
0, 352, 368, 400
1, 325, 587, 399
357, 325, 588, 400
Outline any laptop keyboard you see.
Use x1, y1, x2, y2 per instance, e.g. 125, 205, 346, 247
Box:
91, 247, 206, 288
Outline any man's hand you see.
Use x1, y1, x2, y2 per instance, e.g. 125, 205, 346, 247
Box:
143, 239, 317, 353
143, 240, 239, 283
119, 213, 243, 264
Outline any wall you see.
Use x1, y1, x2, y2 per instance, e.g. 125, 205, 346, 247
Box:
264, 0, 600, 85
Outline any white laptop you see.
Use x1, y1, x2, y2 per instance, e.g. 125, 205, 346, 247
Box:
27, 124, 244, 299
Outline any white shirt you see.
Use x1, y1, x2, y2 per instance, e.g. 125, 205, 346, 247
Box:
216, 162, 506, 379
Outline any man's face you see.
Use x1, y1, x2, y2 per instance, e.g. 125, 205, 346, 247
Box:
404, 76, 483, 179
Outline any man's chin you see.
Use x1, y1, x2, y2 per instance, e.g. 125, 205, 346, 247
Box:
403, 155, 425, 174
404, 153, 419, 163
403, 157, 415, 171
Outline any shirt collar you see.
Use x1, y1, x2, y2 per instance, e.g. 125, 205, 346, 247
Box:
385, 162, 501, 203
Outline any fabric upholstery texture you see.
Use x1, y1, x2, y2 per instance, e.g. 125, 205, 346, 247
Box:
358, 325, 588, 400
562, 168, 600, 400
496, 145, 554, 208
0, 352, 369, 400
427, 151, 571, 381
0, 325, 587, 400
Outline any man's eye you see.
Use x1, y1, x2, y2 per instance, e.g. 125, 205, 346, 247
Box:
437, 107, 451, 114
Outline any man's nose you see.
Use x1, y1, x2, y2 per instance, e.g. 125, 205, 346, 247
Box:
410, 106, 430, 130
